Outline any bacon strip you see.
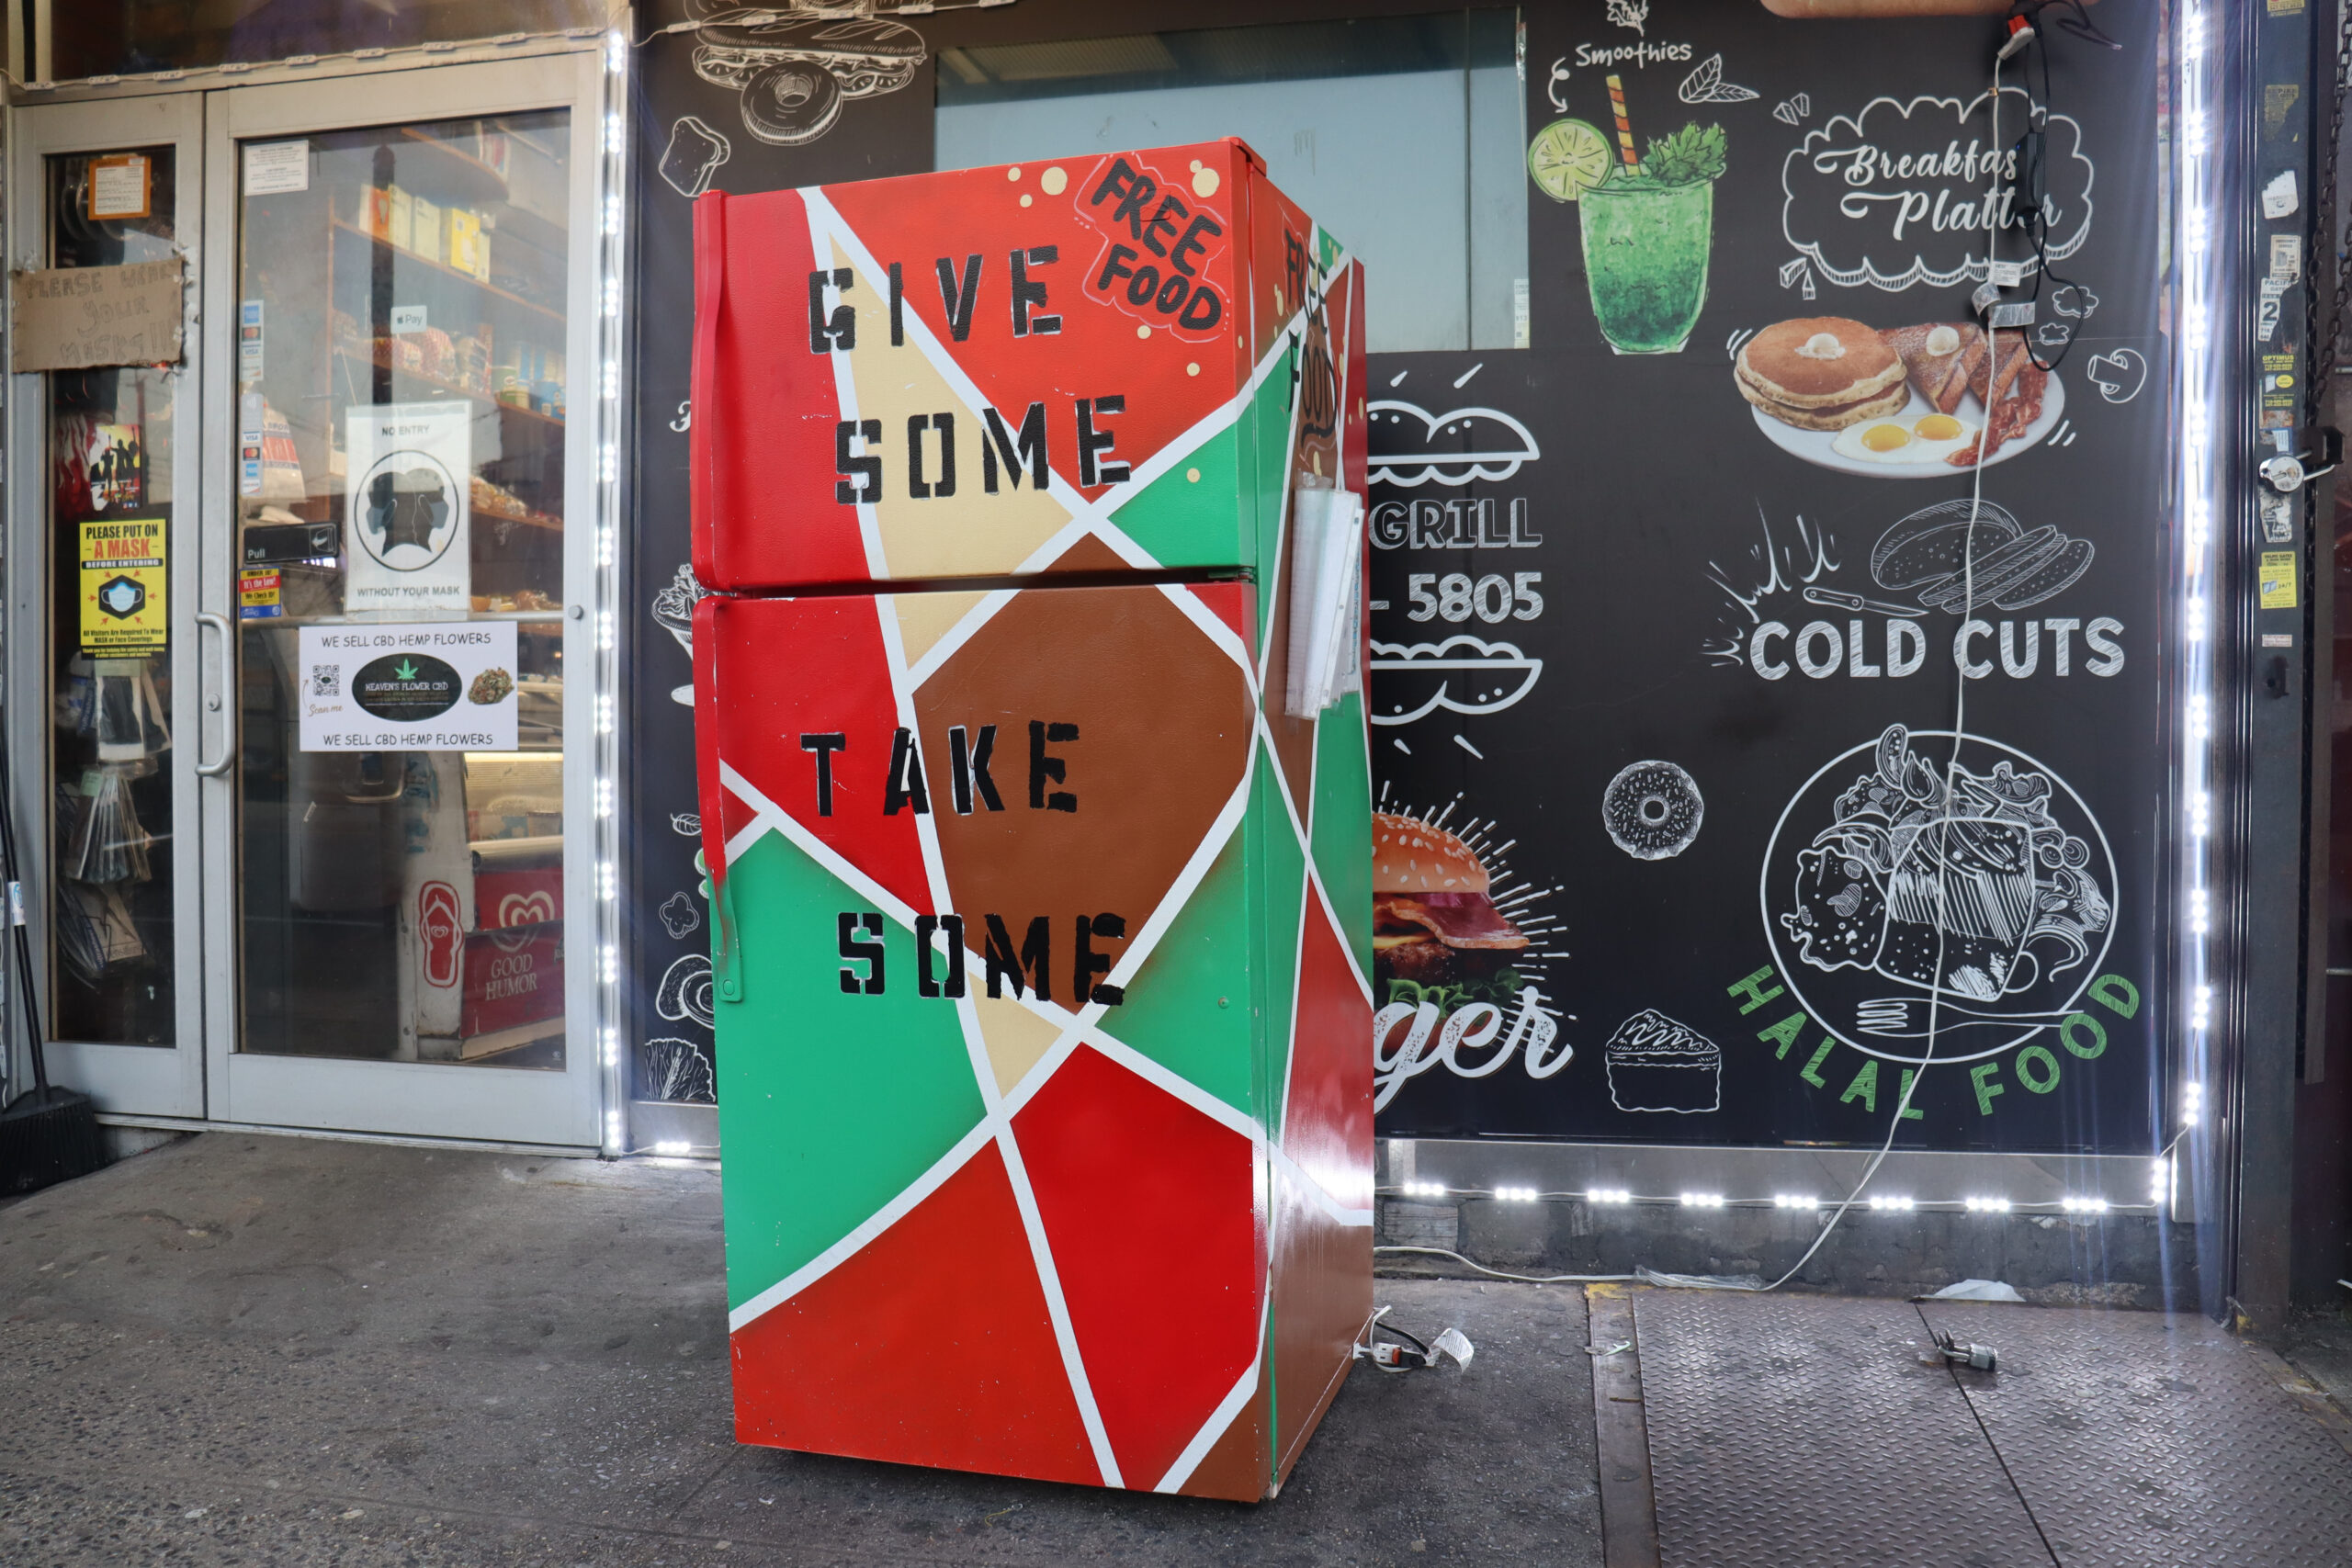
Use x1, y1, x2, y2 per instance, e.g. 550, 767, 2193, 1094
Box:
1375, 892, 1530, 951
1946, 363, 2049, 467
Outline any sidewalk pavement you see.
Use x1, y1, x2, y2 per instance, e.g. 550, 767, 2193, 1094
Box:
7, 1134, 2352, 1567
0, 1134, 1602, 1567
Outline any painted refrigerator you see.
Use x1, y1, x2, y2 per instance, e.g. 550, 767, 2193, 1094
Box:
688, 141, 1374, 1500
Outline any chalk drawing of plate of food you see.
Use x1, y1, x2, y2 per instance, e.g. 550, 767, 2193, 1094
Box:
1736, 317, 2063, 479
1760, 723, 2115, 1066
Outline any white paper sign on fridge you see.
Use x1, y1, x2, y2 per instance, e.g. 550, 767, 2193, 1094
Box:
298, 620, 519, 752
345, 401, 470, 612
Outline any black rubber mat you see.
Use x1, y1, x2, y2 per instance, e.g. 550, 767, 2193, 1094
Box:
1920, 1302, 2352, 1568
1634, 1290, 2053, 1568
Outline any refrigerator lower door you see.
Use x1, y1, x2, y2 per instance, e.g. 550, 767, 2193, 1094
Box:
695, 580, 1372, 1498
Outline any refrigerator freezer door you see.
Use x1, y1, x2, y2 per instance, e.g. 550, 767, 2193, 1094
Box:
695, 580, 1373, 1498
689, 141, 1356, 593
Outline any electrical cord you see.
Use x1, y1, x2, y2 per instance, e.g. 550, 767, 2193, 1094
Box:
2003, 0, 2109, 373
1746, 41, 2020, 1295
1379, 36, 2102, 1299
1374, 1246, 1637, 1286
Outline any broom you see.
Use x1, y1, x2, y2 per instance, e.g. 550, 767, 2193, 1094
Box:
0, 715, 105, 1195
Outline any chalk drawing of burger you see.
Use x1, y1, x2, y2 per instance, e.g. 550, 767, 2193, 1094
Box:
690, 9, 925, 147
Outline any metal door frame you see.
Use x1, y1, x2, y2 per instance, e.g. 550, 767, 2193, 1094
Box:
195, 49, 608, 1149
4, 91, 210, 1119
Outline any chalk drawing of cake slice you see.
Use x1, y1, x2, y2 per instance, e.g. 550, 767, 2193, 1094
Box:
1604, 1009, 1723, 1114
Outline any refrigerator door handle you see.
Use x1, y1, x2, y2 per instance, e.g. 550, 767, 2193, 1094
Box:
714, 863, 742, 1001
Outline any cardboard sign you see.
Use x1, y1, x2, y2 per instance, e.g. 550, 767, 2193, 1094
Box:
77, 516, 167, 654
12, 259, 185, 371
298, 620, 518, 751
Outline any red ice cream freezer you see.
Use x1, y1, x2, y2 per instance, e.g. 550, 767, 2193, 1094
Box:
690, 139, 1374, 1499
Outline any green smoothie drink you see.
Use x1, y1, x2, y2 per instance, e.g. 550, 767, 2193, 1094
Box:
1581, 176, 1714, 355
1530, 114, 1725, 356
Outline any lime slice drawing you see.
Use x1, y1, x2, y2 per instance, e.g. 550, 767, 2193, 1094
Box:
1528, 118, 1615, 204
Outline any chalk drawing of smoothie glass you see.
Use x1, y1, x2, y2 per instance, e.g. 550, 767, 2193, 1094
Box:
1580, 173, 1715, 355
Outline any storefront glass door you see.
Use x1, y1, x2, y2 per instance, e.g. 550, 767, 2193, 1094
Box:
6, 94, 209, 1120
198, 55, 605, 1145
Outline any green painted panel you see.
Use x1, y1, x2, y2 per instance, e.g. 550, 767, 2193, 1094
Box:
1105, 425, 1240, 571
1250, 740, 1307, 1140
1308, 692, 1373, 977
1096, 827, 1257, 1122
1245, 344, 1297, 653
713, 831, 987, 1311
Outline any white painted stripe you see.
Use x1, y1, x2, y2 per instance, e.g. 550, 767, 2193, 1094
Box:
1155, 578, 1255, 681
996, 1126, 1125, 1488
865, 593, 958, 918
1269, 1142, 1375, 1230
816, 189, 1278, 581
726, 1117, 996, 1332
904, 583, 1020, 690
978, 747, 1258, 1112
1153, 1298, 1267, 1495
718, 762, 916, 931
1307, 840, 1375, 1009
1259, 328, 1306, 672
1074, 1026, 1262, 1145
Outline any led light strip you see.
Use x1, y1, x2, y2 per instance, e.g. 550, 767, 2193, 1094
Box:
1380, 1183, 2145, 1213
596, 30, 632, 1156
2170, 0, 2226, 1220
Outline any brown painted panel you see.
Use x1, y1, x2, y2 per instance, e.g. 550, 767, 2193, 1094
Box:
1177, 1372, 1272, 1501
916, 570, 1253, 989
1268, 1162, 1371, 1485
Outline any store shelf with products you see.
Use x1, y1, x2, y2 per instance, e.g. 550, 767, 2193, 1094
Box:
329, 343, 567, 432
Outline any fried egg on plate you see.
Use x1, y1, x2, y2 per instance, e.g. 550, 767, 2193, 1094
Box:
1829, 411, 1978, 466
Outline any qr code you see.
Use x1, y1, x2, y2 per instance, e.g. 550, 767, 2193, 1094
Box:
311, 665, 339, 697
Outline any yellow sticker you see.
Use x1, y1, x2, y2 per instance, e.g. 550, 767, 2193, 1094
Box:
2259, 550, 2298, 609
77, 516, 168, 653
239, 567, 283, 619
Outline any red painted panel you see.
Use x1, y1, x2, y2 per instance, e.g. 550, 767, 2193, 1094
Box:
1268, 1161, 1368, 1487
823, 143, 1248, 505
690, 189, 864, 591
1283, 892, 1375, 1214
703, 594, 933, 918
729, 1141, 1101, 1484
1186, 580, 1253, 667
1012, 1044, 1261, 1490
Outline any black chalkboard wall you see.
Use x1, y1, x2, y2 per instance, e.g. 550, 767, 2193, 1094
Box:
627, 0, 2169, 1156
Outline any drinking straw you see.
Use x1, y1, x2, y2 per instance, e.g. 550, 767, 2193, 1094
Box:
1606, 74, 1640, 172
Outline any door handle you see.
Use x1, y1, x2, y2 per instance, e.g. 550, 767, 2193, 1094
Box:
195, 612, 234, 777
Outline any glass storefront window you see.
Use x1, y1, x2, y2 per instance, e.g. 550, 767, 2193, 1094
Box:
53, 0, 605, 82
935, 9, 1527, 355
232, 114, 571, 1067
45, 148, 180, 1045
